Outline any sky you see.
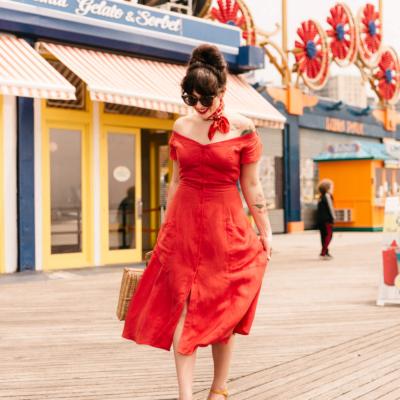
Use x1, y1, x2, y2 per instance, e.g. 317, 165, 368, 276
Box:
211, 0, 399, 88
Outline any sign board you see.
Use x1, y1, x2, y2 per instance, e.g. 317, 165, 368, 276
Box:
386, 141, 400, 158
7, 0, 241, 48
113, 166, 131, 182
377, 197, 400, 306
384, 159, 400, 168
327, 143, 360, 154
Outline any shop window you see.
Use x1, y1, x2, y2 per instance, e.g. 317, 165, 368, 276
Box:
45, 59, 86, 110
108, 133, 137, 250
395, 170, 400, 196
375, 168, 384, 202
50, 129, 82, 254
159, 145, 169, 208
300, 158, 319, 208
257, 155, 284, 210
104, 102, 174, 119
385, 168, 393, 197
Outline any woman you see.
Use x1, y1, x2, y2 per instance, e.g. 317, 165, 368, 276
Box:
123, 44, 273, 400
317, 179, 336, 259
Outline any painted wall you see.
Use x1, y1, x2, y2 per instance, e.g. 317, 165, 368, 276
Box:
2, 95, 18, 273
318, 160, 383, 230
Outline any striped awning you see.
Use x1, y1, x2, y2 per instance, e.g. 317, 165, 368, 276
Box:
0, 36, 76, 100
40, 42, 285, 128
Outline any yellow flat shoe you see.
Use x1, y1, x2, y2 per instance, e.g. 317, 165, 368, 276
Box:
210, 387, 229, 399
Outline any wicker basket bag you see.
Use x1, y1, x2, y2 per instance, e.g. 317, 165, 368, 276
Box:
116, 251, 152, 321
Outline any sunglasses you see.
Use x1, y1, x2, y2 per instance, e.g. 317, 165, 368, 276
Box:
181, 93, 218, 108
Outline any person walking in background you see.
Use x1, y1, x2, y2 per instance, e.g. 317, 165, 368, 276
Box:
318, 179, 336, 260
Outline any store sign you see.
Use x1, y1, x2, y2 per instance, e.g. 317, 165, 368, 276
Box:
325, 117, 364, 135
385, 159, 400, 168
386, 141, 400, 158
8, 0, 240, 47
327, 143, 360, 154
113, 166, 131, 182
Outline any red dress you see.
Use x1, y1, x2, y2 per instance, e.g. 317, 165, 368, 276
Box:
122, 130, 268, 355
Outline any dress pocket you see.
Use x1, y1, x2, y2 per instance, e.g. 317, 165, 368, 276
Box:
226, 219, 267, 272
155, 218, 176, 266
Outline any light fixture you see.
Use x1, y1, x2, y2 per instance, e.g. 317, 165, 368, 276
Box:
330, 100, 348, 110
359, 105, 374, 116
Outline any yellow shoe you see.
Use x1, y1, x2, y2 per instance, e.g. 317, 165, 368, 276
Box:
210, 387, 229, 399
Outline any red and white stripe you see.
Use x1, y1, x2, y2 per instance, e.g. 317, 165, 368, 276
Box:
0, 36, 76, 100
41, 42, 285, 128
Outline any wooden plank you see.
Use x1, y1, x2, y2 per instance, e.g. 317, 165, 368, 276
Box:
0, 232, 399, 400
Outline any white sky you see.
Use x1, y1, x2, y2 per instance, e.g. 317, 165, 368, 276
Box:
210, 0, 398, 87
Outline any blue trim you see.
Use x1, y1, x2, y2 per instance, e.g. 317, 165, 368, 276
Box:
283, 123, 289, 231
17, 96, 35, 271
8, 0, 241, 47
285, 115, 301, 222
260, 86, 400, 139
0, 7, 247, 72
238, 45, 265, 70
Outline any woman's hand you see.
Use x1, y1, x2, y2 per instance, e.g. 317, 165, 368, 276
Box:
260, 235, 273, 261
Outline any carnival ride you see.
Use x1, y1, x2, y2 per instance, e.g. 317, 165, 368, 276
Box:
202, 1, 400, 120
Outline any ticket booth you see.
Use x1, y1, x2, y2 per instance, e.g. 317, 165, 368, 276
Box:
313, 141, 399, 231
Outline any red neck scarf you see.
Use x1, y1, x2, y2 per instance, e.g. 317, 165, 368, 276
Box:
205, 99, 230, 141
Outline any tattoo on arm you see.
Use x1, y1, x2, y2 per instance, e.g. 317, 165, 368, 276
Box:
252, 192, 268, 214
240, 125, 255, 136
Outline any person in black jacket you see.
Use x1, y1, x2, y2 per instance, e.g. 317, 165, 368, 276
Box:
317, 179, 336, 260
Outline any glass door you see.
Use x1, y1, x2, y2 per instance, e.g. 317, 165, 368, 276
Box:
42, 122, 92, 270
101, 126, 142, 264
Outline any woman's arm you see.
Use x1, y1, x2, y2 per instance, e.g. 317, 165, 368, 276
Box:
239, 162, 273, 261
165, 160, 180, 216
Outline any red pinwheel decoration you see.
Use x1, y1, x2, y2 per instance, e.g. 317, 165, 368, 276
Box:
294, 20, 329, 90
357, 3, 382, 68
326, 3, 357, 66
208, 0, 255, 45
374, 48, 400, 103
210, 0, 245, 27
360, 4, 381, 53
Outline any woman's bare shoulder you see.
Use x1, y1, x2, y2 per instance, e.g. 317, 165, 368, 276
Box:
226, 111, 255, 137
173, 115, 197, 133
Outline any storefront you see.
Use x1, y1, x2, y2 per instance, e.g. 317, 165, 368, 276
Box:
261, 87, 400, 232
0, 1, 286, 272
314, 141, 400, 231
299, 128, 381, 229
257, 127, 285, 233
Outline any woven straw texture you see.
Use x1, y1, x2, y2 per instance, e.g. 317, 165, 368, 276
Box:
116, 251, 152, 321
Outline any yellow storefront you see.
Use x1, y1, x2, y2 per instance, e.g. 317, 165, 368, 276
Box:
33, 42, 285, 271
38, 91, 176, 270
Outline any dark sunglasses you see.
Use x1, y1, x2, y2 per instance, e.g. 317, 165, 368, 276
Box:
181, 93, 218, 108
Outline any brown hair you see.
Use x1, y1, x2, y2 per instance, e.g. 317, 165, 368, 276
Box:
317, 179, 333, 194
181, 44, 228, 96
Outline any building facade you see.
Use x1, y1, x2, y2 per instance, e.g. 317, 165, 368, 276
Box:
260, 85, 400, 232
0, 0, 287, 273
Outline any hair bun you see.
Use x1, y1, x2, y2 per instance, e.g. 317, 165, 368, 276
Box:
181, 44, 228, 96
189, 44, 227, 72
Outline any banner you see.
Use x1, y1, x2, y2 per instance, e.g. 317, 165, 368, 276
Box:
377, 197, 400, 306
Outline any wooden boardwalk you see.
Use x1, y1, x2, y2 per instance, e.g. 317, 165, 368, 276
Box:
1, 231, 399, 399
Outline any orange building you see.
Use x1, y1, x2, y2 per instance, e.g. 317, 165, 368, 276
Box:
314, 141, 400, 231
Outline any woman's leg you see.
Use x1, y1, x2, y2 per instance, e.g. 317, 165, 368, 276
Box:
173, 293, 197, 400
208, 333, 236, 399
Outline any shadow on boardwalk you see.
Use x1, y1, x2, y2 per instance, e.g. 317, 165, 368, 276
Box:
0, 231, 399, 399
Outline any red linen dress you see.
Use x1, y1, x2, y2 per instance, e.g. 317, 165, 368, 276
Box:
122, 130, 268, 355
